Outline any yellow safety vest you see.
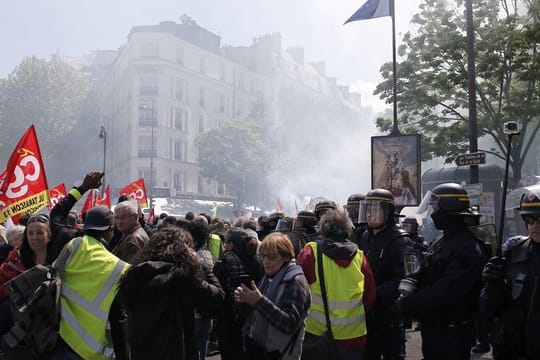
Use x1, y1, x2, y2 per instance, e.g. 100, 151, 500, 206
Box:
305, 242, 367, 340
206, 233, 223, 263
57, 235, 129, 360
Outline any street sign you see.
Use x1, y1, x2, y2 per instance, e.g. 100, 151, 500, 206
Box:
455, 152, 486, 166
464, 183, 483, 207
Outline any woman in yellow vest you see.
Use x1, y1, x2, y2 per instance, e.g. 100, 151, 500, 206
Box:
297, 209, 376, 360
51, 206, 130, 360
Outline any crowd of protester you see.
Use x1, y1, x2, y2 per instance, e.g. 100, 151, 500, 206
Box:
0, 172, 539, 360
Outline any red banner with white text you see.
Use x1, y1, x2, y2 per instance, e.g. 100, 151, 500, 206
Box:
118, 178, 148, 208
47, 183, 67, 211
95, 185, 111, 209
0, 125, 49, 222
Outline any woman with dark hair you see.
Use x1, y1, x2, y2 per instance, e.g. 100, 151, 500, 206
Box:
0, 214, 53, 300
119, 227, 223, 360
0, 214, 53, 336
213, 228, 263, 360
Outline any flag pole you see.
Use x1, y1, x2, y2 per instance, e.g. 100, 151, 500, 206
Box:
390, 0, 400, 135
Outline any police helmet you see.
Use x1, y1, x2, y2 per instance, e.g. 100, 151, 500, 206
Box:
519, 186, 540, 216
418, 183, 472, 216
294, 210, 318, 230
401, 216, 418, 233
314, 200, 337, 220
359, 189, 395, 226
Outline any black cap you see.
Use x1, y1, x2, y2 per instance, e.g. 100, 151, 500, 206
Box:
83, 206, 114, 231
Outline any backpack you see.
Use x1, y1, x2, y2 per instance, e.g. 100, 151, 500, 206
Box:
0, 238, 77, 360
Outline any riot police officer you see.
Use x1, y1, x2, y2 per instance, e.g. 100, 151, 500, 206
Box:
399, 183, 487, 360
346, 193, 367, 246
481, 184, 540, 359
358, 189, 411, 360
401, 217, 427, 251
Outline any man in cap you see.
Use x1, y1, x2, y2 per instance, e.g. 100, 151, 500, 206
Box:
53, 206, 130, 360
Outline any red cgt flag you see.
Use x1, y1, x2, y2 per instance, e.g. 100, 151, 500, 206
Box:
119, 178, 149, 209
147, 207, 155, 224
0, 125, 49, 222
47, 183, 67, 211
81, 189, 98, 214
95, 185, 111, 209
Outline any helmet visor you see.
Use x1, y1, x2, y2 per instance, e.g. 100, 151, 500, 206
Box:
358, 200, 386, 226
417, 190, 438, 216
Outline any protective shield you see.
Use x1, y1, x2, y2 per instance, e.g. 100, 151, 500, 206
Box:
417, 190, 438, 216
358, 200, 387, 226
505, 183, 540, 211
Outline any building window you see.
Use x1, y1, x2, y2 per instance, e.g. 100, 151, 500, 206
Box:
200, 56, 206, 74
176, 46, 183, 64
174, 139, 185, 161
137, 168, 155, 190
138, 135, 156, 158
174, 108, 186, 131
198, 176, 203, 193
198, 114, 205, 133
139, 75, 159, 95
174, 172, 184, 193
140, 41, 159, 58
199, 86, 205, 107
138, 104, 158, 127
219, 93, 225, 113
175, 78, 183, 100
219, 63, 226, 81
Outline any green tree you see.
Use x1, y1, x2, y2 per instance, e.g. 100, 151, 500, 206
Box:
196, 114, 274, 212
0, 55, 91, 162
375, 0, 540, 183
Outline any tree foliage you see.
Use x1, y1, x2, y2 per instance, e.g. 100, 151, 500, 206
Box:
196, 111, 275, 209
375, 0, 540, 183
0, 55, 91, 161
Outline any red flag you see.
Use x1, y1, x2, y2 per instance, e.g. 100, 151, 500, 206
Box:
81, 189, 98, 214
0, 125, 49, 222
95, 185, 111, 208
47, 183, 67, 210
119, 178, 149, 208
276, 199, 284, 213
147, 207, 155, 224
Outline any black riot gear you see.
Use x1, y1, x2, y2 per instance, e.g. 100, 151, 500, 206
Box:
314, 199, 337, 220
418, 183, 478, 230
359, 189, 396, 229
346, 193, 365, 226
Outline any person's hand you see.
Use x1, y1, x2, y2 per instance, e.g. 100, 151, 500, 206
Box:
234, 281, 263, 305
482, 256, 506, 283
79, 172, 104, 192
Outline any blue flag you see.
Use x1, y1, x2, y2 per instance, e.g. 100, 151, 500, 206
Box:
344, 0, 392, 24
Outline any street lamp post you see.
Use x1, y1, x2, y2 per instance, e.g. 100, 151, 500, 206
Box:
139, 103, 155, 208
99, 126, 107, 192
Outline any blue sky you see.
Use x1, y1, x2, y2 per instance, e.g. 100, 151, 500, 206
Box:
1, 0, 422, 111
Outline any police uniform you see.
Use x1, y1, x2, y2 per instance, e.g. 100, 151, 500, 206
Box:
481, 185, 540, 360
400, 183, 487, 360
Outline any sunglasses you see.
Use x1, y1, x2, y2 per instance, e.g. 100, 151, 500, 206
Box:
523, 215, 540, 225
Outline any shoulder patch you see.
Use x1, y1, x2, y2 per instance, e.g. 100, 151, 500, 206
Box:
502, 235, 528, 254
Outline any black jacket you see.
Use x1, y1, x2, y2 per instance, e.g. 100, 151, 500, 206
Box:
119, 260, 224, 360
401, 226, 486, 327
359, 225, 411, 310
481, 237, 540, 359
